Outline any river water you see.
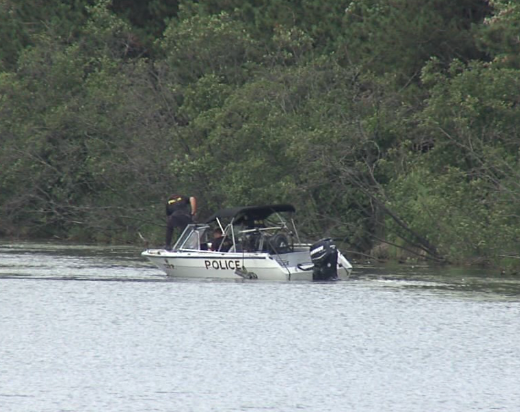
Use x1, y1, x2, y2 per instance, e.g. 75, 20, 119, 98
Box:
1, 241, 519, 412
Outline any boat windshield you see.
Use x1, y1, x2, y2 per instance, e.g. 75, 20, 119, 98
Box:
171, 212, 300, 254
173, 224, 210, 250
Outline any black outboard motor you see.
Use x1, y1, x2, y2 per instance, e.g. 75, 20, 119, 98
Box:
309, 238, 339, 281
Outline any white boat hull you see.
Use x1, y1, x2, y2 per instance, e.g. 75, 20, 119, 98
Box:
142, 247, 352, 281
142, 204, 353, 281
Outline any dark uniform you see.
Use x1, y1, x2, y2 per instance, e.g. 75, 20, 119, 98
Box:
210, 232, 231, 252
165, 194, 194, 249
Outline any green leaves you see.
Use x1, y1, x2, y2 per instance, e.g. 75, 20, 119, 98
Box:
160, 12, 258, 84
477, 0, 520, 68
0, 0, 519, 270
342, 0, 490, 81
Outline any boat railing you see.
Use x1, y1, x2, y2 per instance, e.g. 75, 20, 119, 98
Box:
238, 226, 283, 234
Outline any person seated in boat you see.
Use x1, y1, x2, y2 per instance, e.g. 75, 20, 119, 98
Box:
164, 193, 197, 250
238, 216, 265, 251
210, 228, 231, 252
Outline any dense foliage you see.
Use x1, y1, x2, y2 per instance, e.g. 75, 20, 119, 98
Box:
1, 0, 519, 271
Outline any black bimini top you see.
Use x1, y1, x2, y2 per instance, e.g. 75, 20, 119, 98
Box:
205, 204, 296, 223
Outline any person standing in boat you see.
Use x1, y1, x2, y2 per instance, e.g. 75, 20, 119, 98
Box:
164, 194, 197, 250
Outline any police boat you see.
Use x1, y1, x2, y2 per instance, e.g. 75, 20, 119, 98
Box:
141, 204, 352, 281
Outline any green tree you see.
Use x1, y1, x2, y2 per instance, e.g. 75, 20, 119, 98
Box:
177, 0, 347, 51
383, 59, 520, 265
477, 0, 520, 68
0, 1, 156, 240
0, 0, 92, 69
342, 0, 491, 81
159, 12, 259, 84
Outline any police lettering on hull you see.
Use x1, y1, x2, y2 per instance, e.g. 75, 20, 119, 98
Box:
204, 260, 242, 270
